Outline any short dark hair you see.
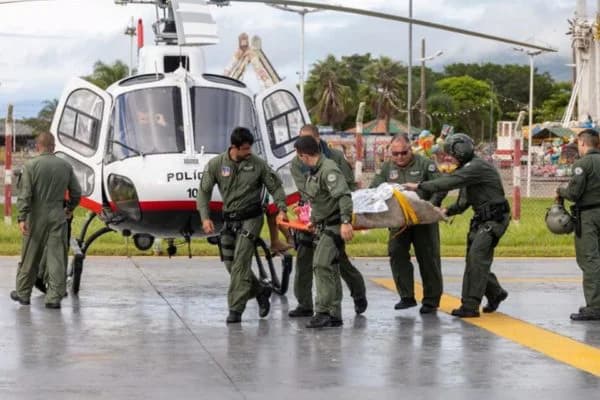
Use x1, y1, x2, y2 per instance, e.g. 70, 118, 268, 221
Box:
294, 135, 321, 156
300, 124, 320, 137
578, 128, 599, 147
391, 132, 411, 144
230, 127, 254, 147
36, 132, 55, 150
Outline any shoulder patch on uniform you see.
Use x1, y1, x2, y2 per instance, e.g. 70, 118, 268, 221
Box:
389, 169, 398, 180
575, 167, 583, 175
221, 166, 231, 177
327, 173, 337, 182
428, 164, 436, 172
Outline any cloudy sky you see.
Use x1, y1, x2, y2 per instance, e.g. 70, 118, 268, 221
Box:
0, 0, 587, 118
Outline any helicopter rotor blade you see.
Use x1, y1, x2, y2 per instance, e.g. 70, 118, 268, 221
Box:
221, 0, 557, 53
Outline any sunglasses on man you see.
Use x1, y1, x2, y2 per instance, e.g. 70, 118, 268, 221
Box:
391, 150, 410, 156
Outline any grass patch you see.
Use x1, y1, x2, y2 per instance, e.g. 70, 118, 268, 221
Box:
0, 197, 573, 257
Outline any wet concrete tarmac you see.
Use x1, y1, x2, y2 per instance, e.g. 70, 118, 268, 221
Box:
1, 256, 599, 399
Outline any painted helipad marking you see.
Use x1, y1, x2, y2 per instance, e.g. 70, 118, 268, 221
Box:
373, 278, 600, 377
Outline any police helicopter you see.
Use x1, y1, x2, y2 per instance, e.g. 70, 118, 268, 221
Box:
50, 0, 306, 294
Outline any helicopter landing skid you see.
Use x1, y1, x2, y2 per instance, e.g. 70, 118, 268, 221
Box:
68, 212, 115, 295
253, 238, 293, 296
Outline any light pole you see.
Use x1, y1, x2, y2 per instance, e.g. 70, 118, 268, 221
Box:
407, 0, 413, 134
124, 17, 136, 76
417, 38, 442, 129
269, 4, 321, 99
514, 47, 543, 198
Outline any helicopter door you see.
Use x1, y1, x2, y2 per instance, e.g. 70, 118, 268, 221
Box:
254, 81, 310, 171
50, 78, 112, 213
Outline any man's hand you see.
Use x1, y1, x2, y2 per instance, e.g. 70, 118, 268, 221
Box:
202, 219, 215, 234
402, 182, 419, 191
277, 210, 289, 223
340, 223, 354, 242
19, 221, 28, 236
435, 207, 448, 219
306, 222, 315, 233
555, 187, 563, 203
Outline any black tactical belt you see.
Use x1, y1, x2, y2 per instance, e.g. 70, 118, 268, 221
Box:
473, 200, 510, 222
316, 216, 341, 227
223, 204, 263, 222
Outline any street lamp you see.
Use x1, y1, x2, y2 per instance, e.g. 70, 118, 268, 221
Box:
269, 4, 321, 99
514, 47, 543, 198
416, 38, 443, 129
124, 17, 137, 76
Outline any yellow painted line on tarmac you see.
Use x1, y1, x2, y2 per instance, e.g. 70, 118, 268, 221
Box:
373, 278, 600, 377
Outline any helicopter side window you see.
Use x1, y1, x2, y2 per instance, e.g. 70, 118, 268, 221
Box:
190, 87, 256, 154
262, 90, 305, 158
108, 87, 185, 161
57, 89, 103, 157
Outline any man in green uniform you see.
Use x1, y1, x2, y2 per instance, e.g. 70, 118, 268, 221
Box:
294, 136, 354, 328
197, 127, 288, 324
557, 129, 600, 320
370, 133, 445, 314
11, 132, 81, 309
404, 133, 509, 318
288, 124, 367, 318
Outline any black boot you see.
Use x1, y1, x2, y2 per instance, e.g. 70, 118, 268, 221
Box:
256, 286, 272, 318
10, 291, 30, 305
306, 313, 343, 328
354, 297, 368, 314
419, 304, 438, 314
483, 290, 508, 313
288, 306, 314, 317
570, 308, 600, 321
394, 297, 417, 310
226, 310, 242, 324
451, 306, 480, 318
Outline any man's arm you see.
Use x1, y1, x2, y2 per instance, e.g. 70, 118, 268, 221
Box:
16, 164, 32, 223
445, 188, 469, 216
558, 160, 587, 202
419, 164, 477, 195
197, 162, 216, 221
262, 163, 287, 212
369, 163, 387, 189
423, 160, 447, 207
66, 167, 82, 211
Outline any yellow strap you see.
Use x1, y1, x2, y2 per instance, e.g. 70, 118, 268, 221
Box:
392, 189, 419, 225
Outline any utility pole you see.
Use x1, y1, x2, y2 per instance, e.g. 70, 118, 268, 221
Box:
4, 104, 13, 225
407, 0, 413, 134
124, 17, 136, 76
420, 38, 426, 129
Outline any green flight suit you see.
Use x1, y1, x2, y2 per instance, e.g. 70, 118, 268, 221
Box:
290, 141, 366, 310
418, 156, 509, 310
558, 148, 600, 311
16, 152, 81, 304
197, 151, 286, 314
302, 156, 353, 319
370, 155, 445, 307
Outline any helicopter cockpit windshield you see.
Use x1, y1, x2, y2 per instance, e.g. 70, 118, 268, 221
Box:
190, 87, 256, 154
108, 86, 185, 161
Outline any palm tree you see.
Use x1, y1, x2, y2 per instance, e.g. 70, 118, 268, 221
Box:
360, 56, 406, 132
304, 55, 352, 128
83, 60, 129, 89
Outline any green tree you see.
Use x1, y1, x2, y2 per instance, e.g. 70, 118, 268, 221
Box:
538, 81, 572, 122
360, 56, 406, 132
304, 55, 353, 128
22, 98, 58, 135
430, 75, 499, 141
83, 60, 129, 89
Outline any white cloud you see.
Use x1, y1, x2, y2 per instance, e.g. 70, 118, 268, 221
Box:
0, 0, 583, 118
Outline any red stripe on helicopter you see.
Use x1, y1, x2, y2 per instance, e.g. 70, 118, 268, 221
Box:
80, 194, 300, 214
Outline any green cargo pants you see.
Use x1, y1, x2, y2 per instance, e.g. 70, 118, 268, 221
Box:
574, 208, 600, 310
313, 226, 343, 319
17, 208, 68, 304
461, 213, 510, 310
220, 215, 264, 314
388, 223, 443, 307
294, 230, 366, 310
